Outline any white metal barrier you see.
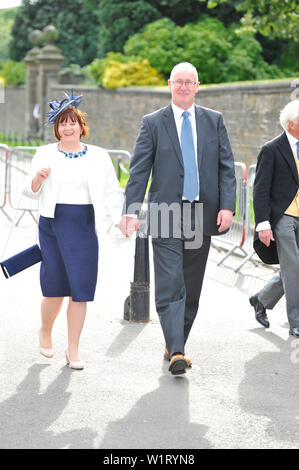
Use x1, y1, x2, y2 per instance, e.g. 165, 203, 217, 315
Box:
233, 163, 261, 272
107, 149, 130, 184
0, 144, 12, 221
7, 146, 39, 224
212, 162, 247, 265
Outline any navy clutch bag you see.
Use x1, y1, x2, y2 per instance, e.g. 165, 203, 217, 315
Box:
1, 244, 42, 279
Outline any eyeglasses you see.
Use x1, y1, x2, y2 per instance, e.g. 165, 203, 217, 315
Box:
171, 80, 198, 88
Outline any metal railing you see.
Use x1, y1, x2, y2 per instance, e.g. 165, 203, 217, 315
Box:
0, 144, 12, 221
213, 162, 247, 267
107, 149, 130, 182
7, 147, 39, 224
232, 163, 261, 272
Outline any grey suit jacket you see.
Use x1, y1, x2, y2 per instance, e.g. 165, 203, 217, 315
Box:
124, 104, 236, 236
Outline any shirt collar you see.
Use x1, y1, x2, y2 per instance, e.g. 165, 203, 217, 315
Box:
171, 102, 195, 119
285, 129, 298, 148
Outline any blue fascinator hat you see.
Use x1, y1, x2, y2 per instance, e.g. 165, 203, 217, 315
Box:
46, 89, 82, 124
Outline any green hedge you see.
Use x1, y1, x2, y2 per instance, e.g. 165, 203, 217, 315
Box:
0, 60, 26, 85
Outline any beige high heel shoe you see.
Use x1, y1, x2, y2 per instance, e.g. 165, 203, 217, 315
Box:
39, 330, 54, 358
65, 349, 84, 370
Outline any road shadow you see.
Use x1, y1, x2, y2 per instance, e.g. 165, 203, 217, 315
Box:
239, 329, 299, 445
0, 363, 97, 449
98, 364, 212, 449
105, 322, 148, 357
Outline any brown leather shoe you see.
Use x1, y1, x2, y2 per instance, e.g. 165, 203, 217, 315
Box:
168, 354, 189, 375
164, 348, 192, 367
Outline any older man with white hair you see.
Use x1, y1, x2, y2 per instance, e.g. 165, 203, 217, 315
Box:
250, 100, 299, 336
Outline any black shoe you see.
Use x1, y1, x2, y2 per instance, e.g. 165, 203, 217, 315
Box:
289, 327, 299, 338
249, 294, 270, 328
168, 354, 189, 375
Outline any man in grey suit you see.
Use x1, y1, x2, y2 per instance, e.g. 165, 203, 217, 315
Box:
250, 100, 299, 337
119, 62, 236, 375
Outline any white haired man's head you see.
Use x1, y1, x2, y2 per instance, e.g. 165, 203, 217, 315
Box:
280, 100, 299, 136
169, 63, 199, 83
168, 63, 200, 110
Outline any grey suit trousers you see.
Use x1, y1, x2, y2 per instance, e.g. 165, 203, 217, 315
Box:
152, 226, 211, 357
259, 214, 299, 327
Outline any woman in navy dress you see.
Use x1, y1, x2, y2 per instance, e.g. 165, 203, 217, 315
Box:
24, 91, 123, 369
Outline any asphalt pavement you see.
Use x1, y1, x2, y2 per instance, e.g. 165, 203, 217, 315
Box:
0, 207, 298, 450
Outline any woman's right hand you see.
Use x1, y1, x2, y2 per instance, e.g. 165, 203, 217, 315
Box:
31, 168, 51, 193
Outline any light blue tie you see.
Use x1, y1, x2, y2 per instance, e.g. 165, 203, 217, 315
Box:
181, 111, 199, 202
296, 141, 299, 160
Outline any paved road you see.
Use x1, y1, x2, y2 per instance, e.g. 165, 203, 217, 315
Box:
0, 208, 298, 449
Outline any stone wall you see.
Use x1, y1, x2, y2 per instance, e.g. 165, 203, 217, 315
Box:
1, 80, 296, 166
47, 80, 296, 167
1, 86, 26, 135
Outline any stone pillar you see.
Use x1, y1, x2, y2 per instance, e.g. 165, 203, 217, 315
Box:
24, 25, 65, 139
24, 47, 40, 138
36, 43, 65, 138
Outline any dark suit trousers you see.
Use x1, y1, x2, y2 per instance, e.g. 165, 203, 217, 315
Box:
152, 224, 211, 358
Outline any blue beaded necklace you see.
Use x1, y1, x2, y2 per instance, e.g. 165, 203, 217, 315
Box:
58, 144, 88, 159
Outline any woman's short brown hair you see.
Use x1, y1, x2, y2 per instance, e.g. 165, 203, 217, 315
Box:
54, 105, 89, 141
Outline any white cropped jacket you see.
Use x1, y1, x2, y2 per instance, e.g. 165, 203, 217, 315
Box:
23, 143, 124, 226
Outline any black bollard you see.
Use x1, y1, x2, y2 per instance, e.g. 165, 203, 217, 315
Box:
124, 226, 150, 322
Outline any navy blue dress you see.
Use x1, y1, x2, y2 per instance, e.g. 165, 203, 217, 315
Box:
39, 204, 98, 302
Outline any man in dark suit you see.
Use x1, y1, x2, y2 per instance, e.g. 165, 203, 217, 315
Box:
119, 62, 236, 375
250, 100, 299, 336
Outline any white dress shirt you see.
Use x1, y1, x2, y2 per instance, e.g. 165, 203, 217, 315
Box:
256, 130, 299, 231
171, 102, 199, 200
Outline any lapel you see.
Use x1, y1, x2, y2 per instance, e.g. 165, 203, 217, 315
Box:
162, 104, 184, 168
195, 105, 206, 172
277, 132, 299, 184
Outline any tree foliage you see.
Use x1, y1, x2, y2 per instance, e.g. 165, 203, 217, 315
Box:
102, 59, 165, 89
201, 0, 299, 40
9, 0, 100, 66
98, 0, 161, 57
0, 60, 26, 85
124, 16, 284, 83
0, 8, 18, 62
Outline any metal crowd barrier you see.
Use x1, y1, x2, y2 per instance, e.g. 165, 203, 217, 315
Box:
212, 162, 247, 266
0, 144, 12, 221
233, 163, 261, 272
107, 149, 131, 181
7, 146, 39, 224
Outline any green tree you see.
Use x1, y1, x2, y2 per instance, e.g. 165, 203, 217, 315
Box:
201, 0, 299, 41
9, 0, 100, 66
0, 60, 26, 85
98, 0, 161, 57
102, 59, 165, 89
146, 0, 206, 25
0, 8, 18, 62
124, 16, 283, 83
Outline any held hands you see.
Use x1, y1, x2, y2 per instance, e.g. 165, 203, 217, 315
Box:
31, 168, 51, 193
118, 215, 139, 237
258, 229, 275, 247
217, 209, 233, 232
